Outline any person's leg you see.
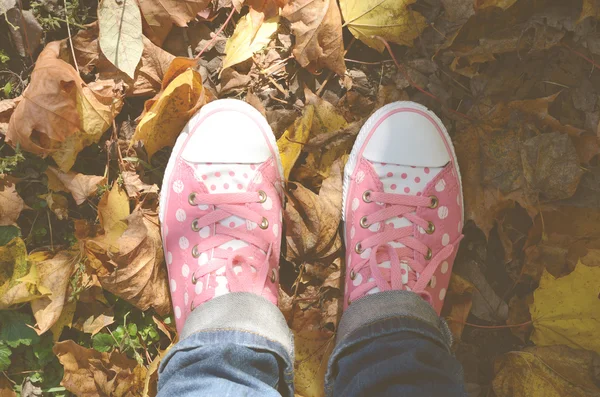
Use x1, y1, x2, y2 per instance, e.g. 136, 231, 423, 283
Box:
157, 99, 293, 396
327, 102, 466, 396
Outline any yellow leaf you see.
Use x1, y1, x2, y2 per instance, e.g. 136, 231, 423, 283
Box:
277, 104, 314, 181
222, 13, 279, 72
493, 346, 600, 397
294, 330, 335, 397
0, 238, 40, 308
340, 0, 427, 52
45, 166, 105, 205
445, 274, 475, 341
132, 67, 211, 158
579, 0, 600, 22
97, 182, 130, 250
474, 0, 518, 11
529, 262, 600, 354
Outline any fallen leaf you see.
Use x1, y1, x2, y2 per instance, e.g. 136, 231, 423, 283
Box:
221, 13, 279, 73
98, 0, 144, 78
475, 0, 518, 11
5, 9, 42, 57
277, 103, 314, 181
0, 183, 24, 226
283, 0, 346, 75
60, 23, 175, 97
82, 313, 115, 336
54, 340, 147, 396
493, 345, 600, 397
294, 330, 335, 397
46, 167, 105, 205
132, 64, 212, 158
6, 41, 122, 171
43, 193, 69, 220
444, 274, 475, 341
121, 171, 159, 198
49, 300, 77, 342
138, 0, 212, 45
0, 238, 40, 309
506, 294, 533, 342
529, 262, 600, 354
339, 0, 427, 52
96, 182, 130, 251
579, 0, 600, 22
0, 375, 15, 397
30, 250, 78, 335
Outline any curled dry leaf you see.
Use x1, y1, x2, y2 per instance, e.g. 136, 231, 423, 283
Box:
132, 59, 212, 159
98, 0, 144, 79
46, 166, 105, 205
60, 23, 175, 97
340, 0, 427, 52
6, 42, 123, 172
138, 0, 212, 45
529, 262, 600, 354
30, 250, 78, 335
221, 12, 279, 73
0, 182, 24, 226
122, 171, 159, 198
283, 0, 346, 76
493, 345, 600, 397
54, 340, 147, 396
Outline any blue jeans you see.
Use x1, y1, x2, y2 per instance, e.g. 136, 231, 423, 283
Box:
158, 291, 466, 397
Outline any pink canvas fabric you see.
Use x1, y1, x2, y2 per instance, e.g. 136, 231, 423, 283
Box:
160, 102, 283, 332
344, 105, 464, 314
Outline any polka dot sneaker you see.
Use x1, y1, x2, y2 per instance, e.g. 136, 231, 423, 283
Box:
342, 101, 464, 313
159, 99, 284, 332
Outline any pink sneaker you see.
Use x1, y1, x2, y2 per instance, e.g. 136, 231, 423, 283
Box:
342, 102, 464, 313
159, 99, 284, 332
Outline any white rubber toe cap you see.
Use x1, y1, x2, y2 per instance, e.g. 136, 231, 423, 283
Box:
181, 99, 273, 164
362, 103, 451, 168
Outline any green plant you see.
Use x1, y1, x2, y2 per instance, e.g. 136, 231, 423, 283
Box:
31, 0, 91, 32
0, 144, 25, 175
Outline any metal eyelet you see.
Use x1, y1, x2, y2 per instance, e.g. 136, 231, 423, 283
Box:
188, 192, 197, 206
192, 245, 200, 258
191, 273, 198, 284
355, 242, 364, 254
360, 216, 370, 229
191, 219, 200, 232
260, 217, 269, 229
429, 196, 439, 209
426, 221, 435, 235
347, 297, 352, 306
349, 270, 356, 280
362, 190, 372, 203
258, 190, 267, 203
270, 268, 277, 283
424, 248, 432, 260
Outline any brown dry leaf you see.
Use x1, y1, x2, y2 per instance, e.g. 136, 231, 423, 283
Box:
284, 158, 344, 263
444, 274, 475, 341
30, 250, 78, 335
122, 171, 159, 198
87, 208, 171, 315
506, 294, 533, 343
0, 375, 16, 397
54, 340, 147, 397
455, 96, 585, 237
493, 345, 600, 397
0, 182, 24, 226
43, 193, 69, 220
132, 60, 212, 159
46, 166, 105, 205
282, 0, 346, 76
60, 23, 176, 97
139, 0, 212, 45
6, 41, 122, 172
0, 238, 43, 309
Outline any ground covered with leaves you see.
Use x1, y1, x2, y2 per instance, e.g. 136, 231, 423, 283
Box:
1, 0, 600, 396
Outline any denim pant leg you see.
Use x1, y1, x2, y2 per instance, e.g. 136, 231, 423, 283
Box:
158, 293, 294, 397
325, 291, 466, 397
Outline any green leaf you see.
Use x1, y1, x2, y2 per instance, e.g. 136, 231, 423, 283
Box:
127, 323, 137, 337
0, 311, 40, 348
0, 225, 21, 246
92, 333, 115, 353
98, 0, 143, 79
0, 342, 11, 371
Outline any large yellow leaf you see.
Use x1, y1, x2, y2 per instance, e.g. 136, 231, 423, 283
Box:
277, 104, 314, 181
340, 0, 427, 52
579, 0, 600, 22
529, 262, 600, 354
0, 238, 41, 308
132, 64, 212, 159
97, 182, 130, 251
294, 330, 335, 397
222, 13, 279, 73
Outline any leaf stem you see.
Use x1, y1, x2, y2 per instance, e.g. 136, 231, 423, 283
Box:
196, 7, 237, 60
64, 0, 79, 74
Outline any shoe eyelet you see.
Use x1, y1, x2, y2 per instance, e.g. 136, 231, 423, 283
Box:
260, 217, 269, 229
347, 297, 352, 306
355, 242, 364, 254
360, 216, 370, 229
349, 270, 356, 280
426, 221, 435, 234
362, 190, 372, 203
258, 190, 267, 203
424, 248, 432, 260
191, 273, 198, 284
188, 192, 197, 206
192, 245, 200, 258
429, 196, 439, 209
270, 268, 277, 283
191, 219, 200, 232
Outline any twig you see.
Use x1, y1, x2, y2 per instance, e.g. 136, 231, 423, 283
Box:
344, 58, 394, 65
196, 7, 236, 59
47, 210, 54, 251
316, 38, 356, 97
562, 43, 600, 71
374, 36, 472, 120
63, 0, 79, 74
448, 319, 533, 329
